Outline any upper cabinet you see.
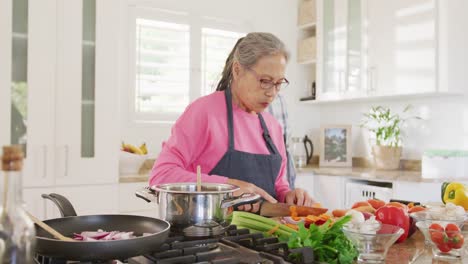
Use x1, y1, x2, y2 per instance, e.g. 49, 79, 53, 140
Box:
0, 0, 120, 187
316, 0, 366, 101
367, 0, 436, 96
309, 0, 467, 103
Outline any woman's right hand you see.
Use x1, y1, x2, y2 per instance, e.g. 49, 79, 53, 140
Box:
226, 178, 277, 203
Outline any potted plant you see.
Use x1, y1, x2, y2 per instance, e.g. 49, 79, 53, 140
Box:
361, 105, 420, 170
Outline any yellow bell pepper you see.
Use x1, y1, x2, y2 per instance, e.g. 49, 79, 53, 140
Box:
442, 182, 468, 210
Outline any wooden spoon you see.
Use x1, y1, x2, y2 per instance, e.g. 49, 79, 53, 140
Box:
196, 165, 202, 192
26, 211, 75, 242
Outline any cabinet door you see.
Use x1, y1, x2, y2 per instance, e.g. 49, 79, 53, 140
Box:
119, 182, 159, 217
367, 0, 436, 96
319, 0, 365, 100
392, 181, 442, 204
23, 187, 57, 220
313, 175, 345, 209
295, 173, 315, 198
0, 0, 56, 187
54, 0, 119, 185
54, 184, 119, 217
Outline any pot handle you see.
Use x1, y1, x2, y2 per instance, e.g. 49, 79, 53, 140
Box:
135, 187, 159, 203
220, 193, 262, 208
41, 193, 78, 217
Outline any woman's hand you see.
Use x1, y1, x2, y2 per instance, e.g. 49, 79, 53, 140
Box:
226, 178, 277, 203
284, 188, 315, 206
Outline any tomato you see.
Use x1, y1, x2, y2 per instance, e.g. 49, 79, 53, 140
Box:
352, 201, 372, 209
375, 205, 410, 243
431, 231, 448, 245
429, 223, 445, 233
445, 223, 461, 238
449, 233, 464, 249
408, 206, 426, 214
386, 202, 408, 210
438, 242, 452, 253
367, 199, 386, 210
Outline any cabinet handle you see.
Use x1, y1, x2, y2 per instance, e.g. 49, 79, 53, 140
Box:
64, 145, 69, 177
42, 145, 47, 179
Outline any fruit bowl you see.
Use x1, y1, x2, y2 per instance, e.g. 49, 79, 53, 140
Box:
119, 151, 148, 175
342, 224, 404, 263
416, 220, 468, 261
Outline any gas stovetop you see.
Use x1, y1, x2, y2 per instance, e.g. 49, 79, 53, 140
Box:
35, 226, 314, 264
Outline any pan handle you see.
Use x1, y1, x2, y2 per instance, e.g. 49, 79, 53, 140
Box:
220, 193, 262, 208
41, 193, 78, 217
135, 187, 159, 203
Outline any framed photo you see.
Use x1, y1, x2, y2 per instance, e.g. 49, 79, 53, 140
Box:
319, 125, 352, 167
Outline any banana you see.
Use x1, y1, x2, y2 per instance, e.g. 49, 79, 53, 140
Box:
139, 143, 148, 155
121, 142, 144, 155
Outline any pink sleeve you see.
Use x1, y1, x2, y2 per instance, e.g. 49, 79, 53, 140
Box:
274, 126, 291, 202
149, 102, 227, 186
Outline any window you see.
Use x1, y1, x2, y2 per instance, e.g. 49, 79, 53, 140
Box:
130, 9, 247, 122
201, 28, 245, 95
135, 19, 190, 115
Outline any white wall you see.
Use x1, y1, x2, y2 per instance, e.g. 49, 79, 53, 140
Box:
119, 0, 315, 156
306, 96, 468, 160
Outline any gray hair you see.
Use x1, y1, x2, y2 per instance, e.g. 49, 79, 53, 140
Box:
215, 32, 289, 91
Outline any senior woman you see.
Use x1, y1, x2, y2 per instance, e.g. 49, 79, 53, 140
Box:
150, 32, 314, 208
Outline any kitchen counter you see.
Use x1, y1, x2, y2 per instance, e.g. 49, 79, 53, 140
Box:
298, 165, 466, 183
119, 173, 149, 183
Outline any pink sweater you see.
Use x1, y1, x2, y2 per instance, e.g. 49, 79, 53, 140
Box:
149, 91, 290, 202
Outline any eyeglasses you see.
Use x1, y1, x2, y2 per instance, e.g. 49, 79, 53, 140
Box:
245, 67, 289, 91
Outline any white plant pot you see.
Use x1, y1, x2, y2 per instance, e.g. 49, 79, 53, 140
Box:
372, 145, 402, 170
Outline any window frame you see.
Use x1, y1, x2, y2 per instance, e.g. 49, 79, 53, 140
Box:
128, 7, 250, 123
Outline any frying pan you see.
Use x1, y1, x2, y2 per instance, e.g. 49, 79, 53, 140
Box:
34, 193, 170, 261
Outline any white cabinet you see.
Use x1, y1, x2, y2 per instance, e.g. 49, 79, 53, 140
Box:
295, 172, 315, 197
313, 174, 345, 209
317, 0, 366, 100
392, 181, 441, 204
0, 0, 120, 189
119, 182, 159, 218
366, 0, 437, 96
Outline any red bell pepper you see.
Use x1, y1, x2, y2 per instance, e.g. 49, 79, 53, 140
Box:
375, 205, 410, 243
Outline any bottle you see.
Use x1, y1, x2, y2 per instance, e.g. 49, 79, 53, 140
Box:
0, 145, 36, 263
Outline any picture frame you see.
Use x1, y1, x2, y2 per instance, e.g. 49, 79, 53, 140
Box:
319, 124, 352, 167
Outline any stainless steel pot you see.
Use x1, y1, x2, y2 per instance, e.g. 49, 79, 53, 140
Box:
136, 183, 261, 236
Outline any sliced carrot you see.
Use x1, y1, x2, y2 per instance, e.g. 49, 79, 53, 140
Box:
267, 224, 280, 235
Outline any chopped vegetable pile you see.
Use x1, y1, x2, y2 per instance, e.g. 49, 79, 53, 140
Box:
73, 229, 137, 241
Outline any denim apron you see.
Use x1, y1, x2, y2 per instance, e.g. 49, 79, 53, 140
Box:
209, 88, 282, 198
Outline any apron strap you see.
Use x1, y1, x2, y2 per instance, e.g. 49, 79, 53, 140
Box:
224, 88, 280, 155
258, 114, 279, 155
224, 88, 235, 150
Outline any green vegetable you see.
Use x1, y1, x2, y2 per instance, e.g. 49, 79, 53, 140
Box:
285, 215, 358, 264
231, 211, 296, 237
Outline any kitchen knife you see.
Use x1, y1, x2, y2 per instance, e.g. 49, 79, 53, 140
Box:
259, 201, 328, 217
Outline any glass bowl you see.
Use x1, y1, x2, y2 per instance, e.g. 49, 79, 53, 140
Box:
342, 224, 404, 264
416, 220, 468, 261
410, 210, 468, 222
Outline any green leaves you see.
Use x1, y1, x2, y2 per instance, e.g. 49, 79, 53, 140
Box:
286, 216, 358, 264
360, 105, 420, 147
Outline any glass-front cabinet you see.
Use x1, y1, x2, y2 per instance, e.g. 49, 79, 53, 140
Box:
315, 0, 457, 102
318, 0, 366, 100
1, 0, 119, 188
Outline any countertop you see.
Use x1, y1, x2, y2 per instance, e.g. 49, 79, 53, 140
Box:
386, 231, 460, 264
119, 164, 465, 184
297, 165, 467, 183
